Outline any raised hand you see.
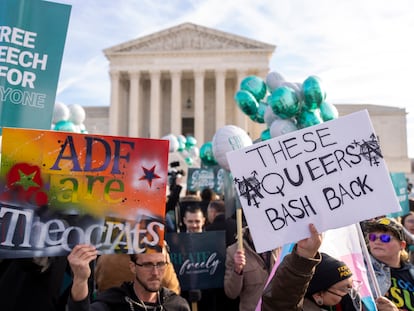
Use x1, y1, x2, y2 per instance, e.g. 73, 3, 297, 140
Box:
296, 223, 322, 259
68, 244, 98, 301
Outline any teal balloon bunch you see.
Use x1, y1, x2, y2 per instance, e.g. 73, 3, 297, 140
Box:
53, 120, 76, 132
233, 71, 339, 142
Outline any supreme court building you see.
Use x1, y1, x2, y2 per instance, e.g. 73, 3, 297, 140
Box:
85, 23, 411, 174
103, 22, 274, 142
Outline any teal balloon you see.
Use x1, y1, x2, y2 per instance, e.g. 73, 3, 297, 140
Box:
185, 135, 197, 149
200, 141, 217, 166
260, 128, 271, 141
249, 101, 267, 124
281, 81, 303, 102
302, 76, 325, 111
240, 75, 267, 101
53, 120, 76, 132
234, 90, 259, 116
267, 86, 300, 119
185, 156, 193, 166
297, 109, 323, 129
177, 135, 186, 152
320, 101, 338, 121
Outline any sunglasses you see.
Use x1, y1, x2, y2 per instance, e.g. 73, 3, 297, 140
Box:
368, 233, 393, 243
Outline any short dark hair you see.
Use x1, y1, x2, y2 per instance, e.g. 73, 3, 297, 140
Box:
184, 205, 204, 217
201, 188, 214, 201
208, 200, 225, 214
130, 244, 167, 263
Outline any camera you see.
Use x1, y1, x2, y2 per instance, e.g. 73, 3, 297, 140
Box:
168, 161, 185, 188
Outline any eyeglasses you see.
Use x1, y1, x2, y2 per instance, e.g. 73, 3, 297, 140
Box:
134, 261, 168, 270
327, 280, 362, 300
368, 233, 394, 243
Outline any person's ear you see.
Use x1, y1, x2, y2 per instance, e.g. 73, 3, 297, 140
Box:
129, 260, 136, 274
312, 293, 324, 306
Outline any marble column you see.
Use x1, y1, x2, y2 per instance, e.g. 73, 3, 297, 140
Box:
109, 70, 121, 135
236, 70, 248, 130
170, 70, 182, 135
215, 69, 226, 129
128, 71, 140, 137
194, 70, 205, 143
149, 70, 161, 138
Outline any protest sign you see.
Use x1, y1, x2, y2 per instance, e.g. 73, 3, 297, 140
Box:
187, 166, 226, 195
0, 128, 169, 258
165, 231, 226, 290
227, 110, 401, 253
0, 0, 71, 133
388, 172, 409, 218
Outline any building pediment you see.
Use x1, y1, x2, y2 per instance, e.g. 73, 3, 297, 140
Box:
104, 22, 275, 55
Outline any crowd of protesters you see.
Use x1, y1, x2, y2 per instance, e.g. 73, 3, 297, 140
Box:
2, 183, 414, 311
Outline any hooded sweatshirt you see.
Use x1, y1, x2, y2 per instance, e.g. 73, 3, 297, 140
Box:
67, 282, 190, 311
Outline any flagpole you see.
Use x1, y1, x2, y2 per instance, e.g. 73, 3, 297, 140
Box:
355, 223, 381, 298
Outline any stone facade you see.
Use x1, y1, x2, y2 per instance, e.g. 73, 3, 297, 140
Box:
84, 103, 410, 174
103, 23, 274, 142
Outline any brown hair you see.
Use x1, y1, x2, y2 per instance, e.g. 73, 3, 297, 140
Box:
208, 200, 225, 214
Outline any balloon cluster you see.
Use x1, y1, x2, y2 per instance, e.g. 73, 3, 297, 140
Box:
52, 102, 88, 133
234, 72, 338, 141
161, 134, 200, 166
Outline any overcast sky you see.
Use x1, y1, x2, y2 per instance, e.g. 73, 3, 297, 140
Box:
54, 0, 414, 157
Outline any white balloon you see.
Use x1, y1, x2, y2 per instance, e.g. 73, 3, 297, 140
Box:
188, 146, 199, 158
212, 125, 252, 171
79, 123, 88, 133
270, 119, 298, 138
161, 134, 179, 153
68, 104, 86, 125
264, 105, 282, 127
52, 102, 70, 123
266, 71, 286, 93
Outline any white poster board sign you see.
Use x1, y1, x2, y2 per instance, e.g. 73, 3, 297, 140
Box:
227, 110, 401, 253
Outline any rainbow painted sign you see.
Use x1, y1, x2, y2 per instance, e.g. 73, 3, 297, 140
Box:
0, 128, 169, 258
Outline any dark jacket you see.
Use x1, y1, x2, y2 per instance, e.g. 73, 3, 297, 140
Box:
205, 214, 237, 247
261, 248, 321, 311
68, 282, 190, 311
261, 249, 362, 311
0, 257, 69, 311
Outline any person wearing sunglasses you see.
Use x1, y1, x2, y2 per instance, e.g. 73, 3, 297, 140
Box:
365, 217, 414, 310
67, 244, 190, 311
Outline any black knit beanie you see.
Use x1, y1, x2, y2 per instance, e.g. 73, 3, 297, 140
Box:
306, 253, 352, 296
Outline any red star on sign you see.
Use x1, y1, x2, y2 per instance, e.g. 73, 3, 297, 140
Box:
139, 165, 161, 187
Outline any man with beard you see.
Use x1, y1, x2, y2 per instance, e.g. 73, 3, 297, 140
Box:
67, 244, 190, 311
